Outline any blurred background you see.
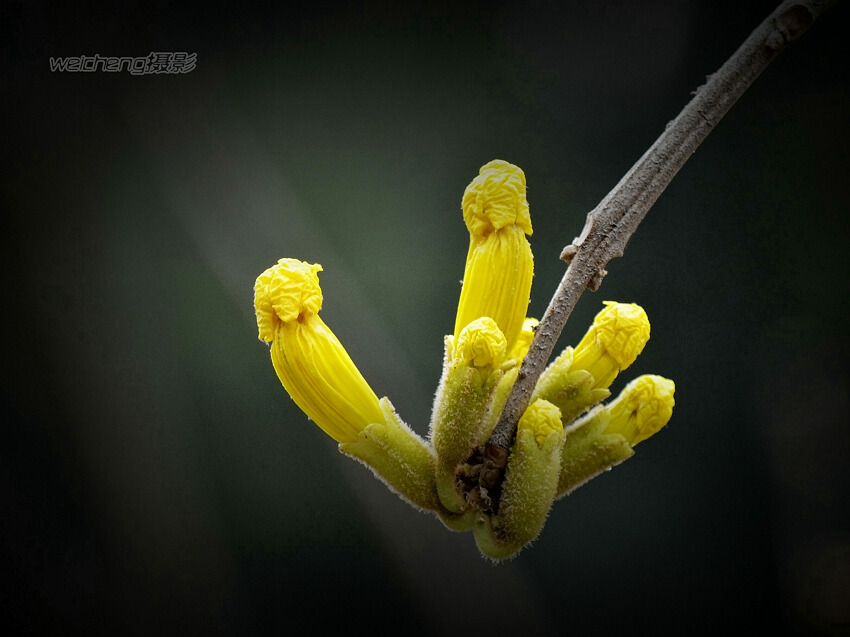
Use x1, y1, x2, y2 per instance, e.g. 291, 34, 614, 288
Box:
3, 1, 848, 634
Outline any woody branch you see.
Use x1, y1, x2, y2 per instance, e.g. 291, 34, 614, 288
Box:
486, 0, 836, 457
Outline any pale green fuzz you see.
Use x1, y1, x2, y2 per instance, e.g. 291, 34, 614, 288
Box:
555, 406, 634, 498
340, 398, 441, 513
532, 347, 611, 424
429, 322, 511, 514
474, 400, 565, 560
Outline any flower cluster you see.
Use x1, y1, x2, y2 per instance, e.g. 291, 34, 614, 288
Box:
254, 160, 675, 559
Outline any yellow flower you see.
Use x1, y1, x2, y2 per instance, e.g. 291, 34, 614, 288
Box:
253, 258, 385, 443
605, 375, 675, 446
454, 160, 534, 354
570, 301, 650, 390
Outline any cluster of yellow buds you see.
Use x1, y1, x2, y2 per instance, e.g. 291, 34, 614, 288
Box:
253, 160, 676, 560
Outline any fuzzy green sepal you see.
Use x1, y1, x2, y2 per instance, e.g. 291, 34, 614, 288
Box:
340, 397, 442, 513
473, 420, 565, 560
437, 508, 475, 532
556, 406, 634, 499
532, 348, 610, 424
431, 339, 507, 467
430, 335, 509, 512
435, 465, 467, 513
473, 514, 516, 561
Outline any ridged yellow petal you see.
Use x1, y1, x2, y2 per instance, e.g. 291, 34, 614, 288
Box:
255, 258, 384, 443
455, 225, 534, 351
454, 160, 534, 353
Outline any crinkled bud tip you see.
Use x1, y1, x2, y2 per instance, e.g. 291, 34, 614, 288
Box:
606, 374, 675, 446
518, 399, 563, 448
254, 258, 323, 342
571, 301, 651, 389
587, 301, 650, 368
462, 159, 533, 237
455, 317, 507, 368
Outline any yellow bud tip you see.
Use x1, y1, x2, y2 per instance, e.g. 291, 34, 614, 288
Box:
508, 317, 538, 362
455, 317, 507, 368
606, 375, 676, 446
571, 301, 651, 389
518, 399, 563, 448
462, 159, 533, 237
254, 258, 323, 342
591, 301, 650, 368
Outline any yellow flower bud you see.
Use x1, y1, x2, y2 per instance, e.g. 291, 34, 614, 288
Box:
605, 374, 675, 446
454, 317, 507, 368
518, 399, 563, 448
253, 258, 385, 443
570, 301, 650, 390
454, 160, 534, 354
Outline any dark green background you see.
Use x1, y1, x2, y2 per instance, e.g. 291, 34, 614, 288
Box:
3, 1, 848, 634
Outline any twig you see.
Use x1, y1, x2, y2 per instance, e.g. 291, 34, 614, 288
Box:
485, 0, 836, 462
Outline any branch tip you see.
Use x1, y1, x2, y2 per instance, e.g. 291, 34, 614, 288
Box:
478, 0, 836, 509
